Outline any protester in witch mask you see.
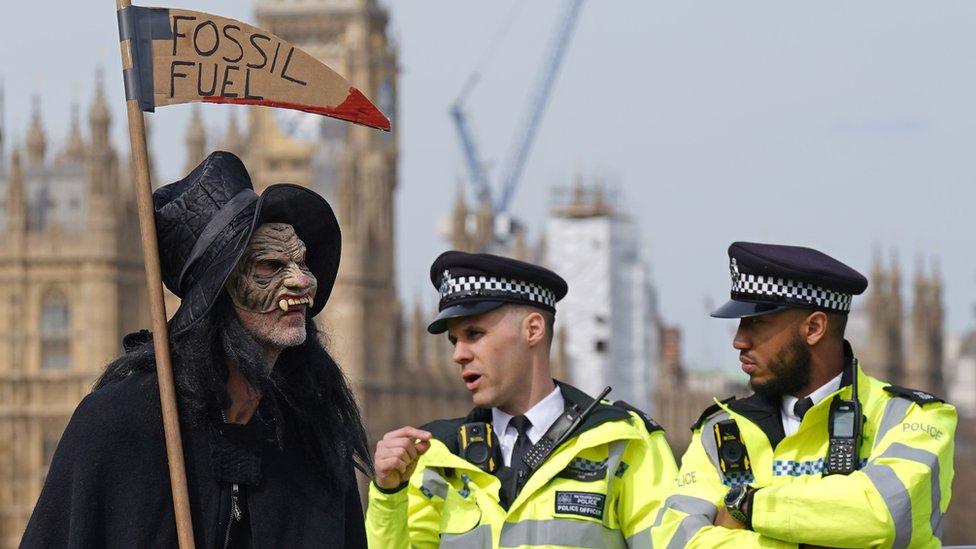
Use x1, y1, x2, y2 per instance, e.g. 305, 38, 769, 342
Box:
22, 152, 370, 548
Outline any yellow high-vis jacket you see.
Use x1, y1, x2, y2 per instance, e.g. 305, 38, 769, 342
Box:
651, 353, 956, 548
366, 382, 678, 548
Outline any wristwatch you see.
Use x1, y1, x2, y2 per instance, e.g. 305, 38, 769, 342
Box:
724, 485, 756, 528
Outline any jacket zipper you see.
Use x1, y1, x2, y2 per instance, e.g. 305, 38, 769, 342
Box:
223, 483, 241, 549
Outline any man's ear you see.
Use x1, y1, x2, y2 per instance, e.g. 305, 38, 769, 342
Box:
524, 311, 547, 348
802, 311, 828, 346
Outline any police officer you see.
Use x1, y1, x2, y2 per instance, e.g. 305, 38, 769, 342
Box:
366, 251, 678, 548
651, 242, 957, 548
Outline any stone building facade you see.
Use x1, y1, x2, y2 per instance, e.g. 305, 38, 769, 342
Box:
0, 79, 149, 547
861, 253, 945, 396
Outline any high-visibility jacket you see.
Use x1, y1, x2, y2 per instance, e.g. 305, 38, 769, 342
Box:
366, 382, 678, 548
651, 353, 957, 548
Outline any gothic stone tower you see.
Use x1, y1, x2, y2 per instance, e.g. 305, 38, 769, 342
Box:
248, 0, 399, 431
0, 78, 147, 548
865, 252, 904, 383
863, 252, 944, 396
905, 260, 944, 395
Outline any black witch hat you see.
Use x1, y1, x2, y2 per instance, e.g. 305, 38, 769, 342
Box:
153, 151, 341, 336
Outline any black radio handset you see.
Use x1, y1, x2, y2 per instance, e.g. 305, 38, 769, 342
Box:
497, 387, 612, 509
825, 357, 862, 475
521, 386, 612, 472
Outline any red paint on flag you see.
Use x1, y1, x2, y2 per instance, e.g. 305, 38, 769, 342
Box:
202, 87, 391, 131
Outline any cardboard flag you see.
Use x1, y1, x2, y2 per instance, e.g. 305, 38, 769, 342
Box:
118, 6, 390, 131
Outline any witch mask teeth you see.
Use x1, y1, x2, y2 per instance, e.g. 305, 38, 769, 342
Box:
278, 296, 313, 312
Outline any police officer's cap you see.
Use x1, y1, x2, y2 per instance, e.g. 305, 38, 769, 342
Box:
711, 242, 868, 319
427, 251, 568, 334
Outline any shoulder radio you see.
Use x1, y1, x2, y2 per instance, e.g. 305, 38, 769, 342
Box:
521, 386, 612, 472
824, 358, 863, 475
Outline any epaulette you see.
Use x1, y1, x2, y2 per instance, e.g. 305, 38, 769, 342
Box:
420, 404, 494, 454
419, 417, 467, 451
883, 385, 945, 406
613, 400, 664, 434
691, 396, 736, 431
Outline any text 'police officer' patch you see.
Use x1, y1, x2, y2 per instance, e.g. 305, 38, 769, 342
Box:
555, 491, 605, 519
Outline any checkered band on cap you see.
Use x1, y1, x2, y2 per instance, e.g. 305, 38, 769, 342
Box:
438, 270, 558, 310
729, 258, 854, 313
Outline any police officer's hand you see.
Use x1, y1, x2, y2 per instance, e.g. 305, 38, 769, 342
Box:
374, 426, 432, 490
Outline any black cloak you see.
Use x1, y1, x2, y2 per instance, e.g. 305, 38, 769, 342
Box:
20, 368, 366, 548
23, 152, 366, 547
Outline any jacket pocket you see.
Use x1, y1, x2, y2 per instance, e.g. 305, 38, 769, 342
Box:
439, 486, 483, 536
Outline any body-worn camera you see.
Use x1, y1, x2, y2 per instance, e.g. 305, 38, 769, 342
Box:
458, 422, 497, 473
714, 419, 752, 477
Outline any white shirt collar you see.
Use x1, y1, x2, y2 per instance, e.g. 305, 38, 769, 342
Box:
492, 385, 564, 444
782, 372, 843, 421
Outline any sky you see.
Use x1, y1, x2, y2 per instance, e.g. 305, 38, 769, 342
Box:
3, 1, 976, 371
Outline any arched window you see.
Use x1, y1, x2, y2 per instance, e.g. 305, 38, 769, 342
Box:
40, 290, 71, 370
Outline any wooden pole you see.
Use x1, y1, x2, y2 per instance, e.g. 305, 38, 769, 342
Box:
116, 1, 196, 547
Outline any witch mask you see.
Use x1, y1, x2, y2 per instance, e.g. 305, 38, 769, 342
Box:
226, 223, 318, 314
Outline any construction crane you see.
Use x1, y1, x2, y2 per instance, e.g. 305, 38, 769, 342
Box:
451, 0, 585, 228
450, 77, 491, 206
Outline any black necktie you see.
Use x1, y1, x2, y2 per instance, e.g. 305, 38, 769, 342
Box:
793, 397, 814, 420
509, 415, 533, 472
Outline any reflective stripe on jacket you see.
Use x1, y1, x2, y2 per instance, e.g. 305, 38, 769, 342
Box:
366, 391, 677, 548
650, 365, 957, 548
